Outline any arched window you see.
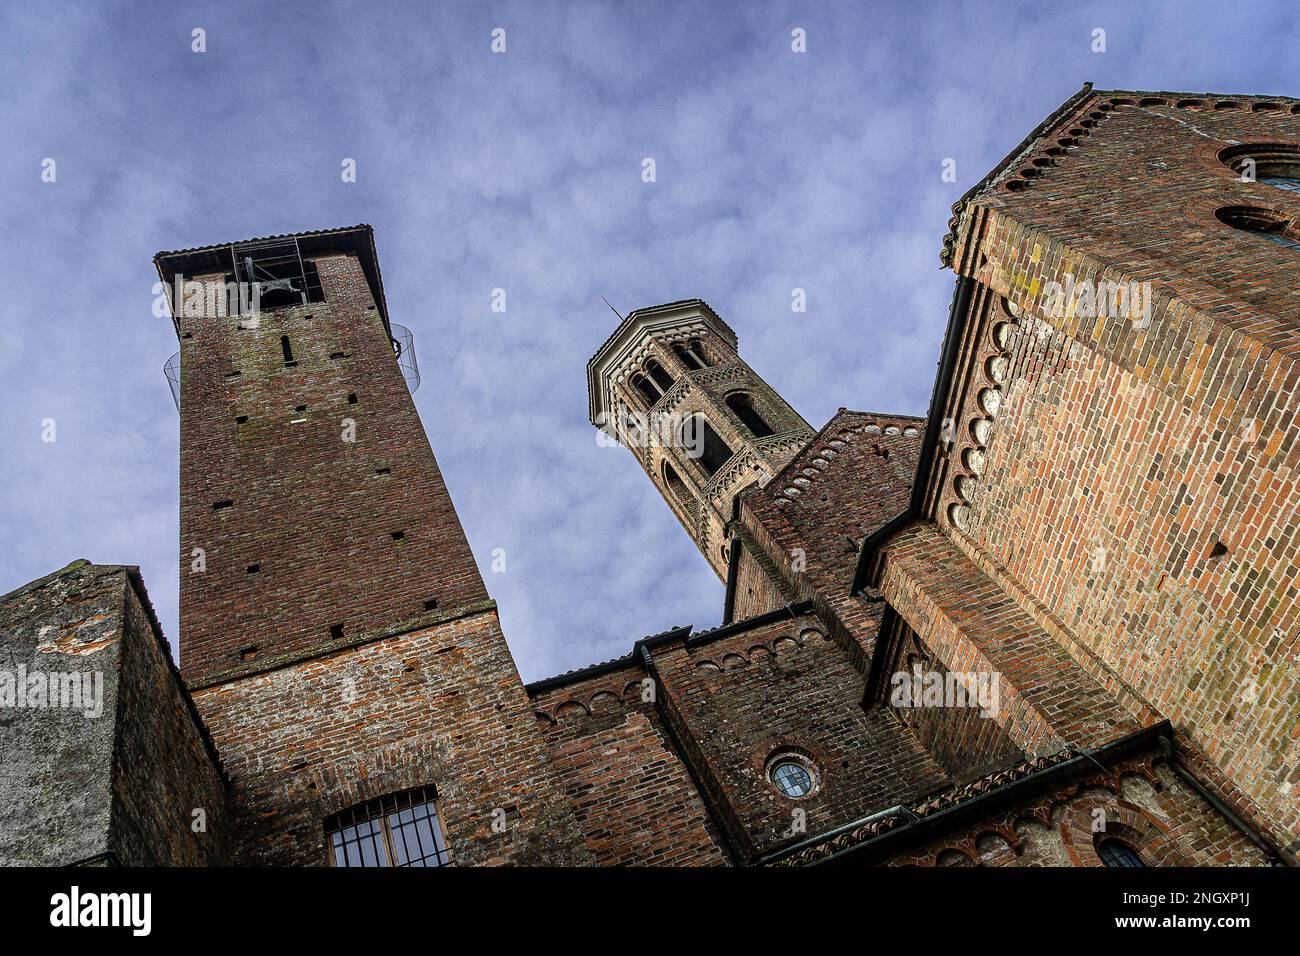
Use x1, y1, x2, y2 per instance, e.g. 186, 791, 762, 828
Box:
663, 460, 690, 505
325, 786, 450, 867
688, 339, 712, 367
725, 393, 775, 438
631, 373, 660, 406
1215, 205, 1300, 250
1220, 142, 1300, 192
645, 359, 675, 394
673, 343, 705, 371
680, 414, 734, 477
1097, 838, 1144, 868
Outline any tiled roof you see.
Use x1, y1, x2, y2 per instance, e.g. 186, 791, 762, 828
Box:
153, 223, 374, 261
770, 748, 1078, 866
524, 625, 693, 694
585, 298, 733, 373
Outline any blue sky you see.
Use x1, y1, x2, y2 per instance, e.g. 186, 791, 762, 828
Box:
1, 0, 1296, 681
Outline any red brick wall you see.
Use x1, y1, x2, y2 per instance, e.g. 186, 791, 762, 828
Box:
878, 620, 1025, 784
880, 522, 1149, 755
653, 613, 951, 862
738, 411, 926, 678
883, 754, 1271, 867
193, 608, 587, 866
531, 666, 727, 866
930, 93, 1300, 845
175, 250, 487, 688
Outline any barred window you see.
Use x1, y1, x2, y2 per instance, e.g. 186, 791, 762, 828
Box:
326, 787, 450, 867
1097, 838, 1144, 868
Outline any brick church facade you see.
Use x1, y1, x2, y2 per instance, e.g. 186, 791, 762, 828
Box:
1, 86, 1296, 866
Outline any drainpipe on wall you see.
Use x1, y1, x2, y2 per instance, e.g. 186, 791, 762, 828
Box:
1157, 736, 1288, 866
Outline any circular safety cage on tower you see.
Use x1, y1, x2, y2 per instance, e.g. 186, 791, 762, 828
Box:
389, 323, 421, 394
164, 351, 181, 411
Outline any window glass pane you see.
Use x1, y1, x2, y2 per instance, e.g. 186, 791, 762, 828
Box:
1098, 839, 1144, 867
1260, 175, 1300, 193
327, 787, 448, 867
1258, 229, 1300, 250
772, 761, 813, 797
389, 814, 412, 866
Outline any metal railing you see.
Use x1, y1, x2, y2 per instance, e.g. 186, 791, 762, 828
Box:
164, 351, 181, 411
389, 323, 420, 393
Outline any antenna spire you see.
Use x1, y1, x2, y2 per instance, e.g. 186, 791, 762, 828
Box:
601, 295, 624, 322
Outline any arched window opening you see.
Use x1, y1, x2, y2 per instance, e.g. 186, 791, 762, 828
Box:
688, 339, 712, 367
1097, 838, 1144, 868
645, 359, 675, 394
1215, 205, 1300, 250
1219, 143, 1300, 193
631, 374, 660, 406
663, 460, 690, 505
325, 786, 450, 867
726, 393, 775, 438
681, 414, 734, 477
673, 343, 705, 371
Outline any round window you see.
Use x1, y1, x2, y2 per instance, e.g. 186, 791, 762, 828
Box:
769, 757, 816, 798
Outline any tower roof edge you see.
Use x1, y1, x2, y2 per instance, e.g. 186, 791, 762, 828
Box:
585, 298, 738, 426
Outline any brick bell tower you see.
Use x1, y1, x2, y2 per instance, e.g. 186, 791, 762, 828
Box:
588, 299, 814, 580
156, 226, 585, 865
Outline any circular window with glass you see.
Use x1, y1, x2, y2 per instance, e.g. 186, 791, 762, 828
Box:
767, 753, 817, 799
1219, 142, 1300, 193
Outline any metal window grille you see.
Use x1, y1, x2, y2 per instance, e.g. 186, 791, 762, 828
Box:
1097, 839, 1144, 868
325, 787, 451, 867
771, 761, 813, 798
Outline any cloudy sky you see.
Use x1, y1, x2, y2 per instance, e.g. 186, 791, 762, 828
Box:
0, 1, 1295, 681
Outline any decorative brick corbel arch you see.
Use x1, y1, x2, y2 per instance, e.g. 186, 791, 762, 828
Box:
1059, 797, 1187, 867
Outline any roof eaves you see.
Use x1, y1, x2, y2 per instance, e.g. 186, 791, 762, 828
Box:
939, 83, 1096, 268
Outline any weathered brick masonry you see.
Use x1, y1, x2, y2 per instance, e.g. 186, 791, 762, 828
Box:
924, 87, 1300, 845
0, 562, 228, 866
158, 227, 587, 865
167, 236, 488, 688
2, 87, 1291, 867
194, 606, 587, 865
